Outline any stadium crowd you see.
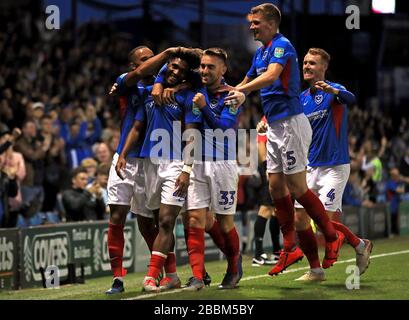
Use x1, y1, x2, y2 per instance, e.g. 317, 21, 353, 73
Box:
1, 5, 408, 234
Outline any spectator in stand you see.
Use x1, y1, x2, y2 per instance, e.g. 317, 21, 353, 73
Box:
399, 147, 409, 192
81, 157, 98, 184
62, 167, 105, 221
31, 102, 46, 130
342, 169, 374, 208
40, 115, 66, 214
14, 119, 49, 223
385, 168, 406, 236
94, 142, 112, 165
87, 163, 110, 219
0, 127, 24, 227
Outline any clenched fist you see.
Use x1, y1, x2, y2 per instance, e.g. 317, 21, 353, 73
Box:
192, 93, 206, 109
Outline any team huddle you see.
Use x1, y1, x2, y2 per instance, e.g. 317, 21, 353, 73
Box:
104, 3, 373, 294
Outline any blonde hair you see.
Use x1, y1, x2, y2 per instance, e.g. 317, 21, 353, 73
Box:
307, 48, 331, 65
249, 3, 281, 25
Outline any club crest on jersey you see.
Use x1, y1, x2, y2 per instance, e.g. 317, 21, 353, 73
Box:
314, 94, 323, 105
274, 47, 284, 58
210, 99, 218, 109
262, 50, 268, 60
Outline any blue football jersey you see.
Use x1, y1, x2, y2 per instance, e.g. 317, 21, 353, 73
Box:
115, 73, 149, 158
246, 33, 302, 124
136, 89, 202, 160
197, 87, 241, 161
301, 81, 350, 167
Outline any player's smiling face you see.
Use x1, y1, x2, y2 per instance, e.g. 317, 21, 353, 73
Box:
199, 55, 226, 87
248, 13, 275, 44
303, 53, 327, 83
165, 58, 189, 87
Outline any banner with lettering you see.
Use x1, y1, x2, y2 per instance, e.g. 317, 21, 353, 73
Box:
19, 221, 138, 289
0, 229, 19, 290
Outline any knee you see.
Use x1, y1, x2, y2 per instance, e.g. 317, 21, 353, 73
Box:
109, 205, 128, 224
137, 217, 156, 236
217, 217, 234, 233
159, 215, 176, 233
287, 181, 307, 199
268, 184, 287, 199
188, 215, 203, 229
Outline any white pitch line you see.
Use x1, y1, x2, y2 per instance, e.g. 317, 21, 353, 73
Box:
123, 249, 409, 300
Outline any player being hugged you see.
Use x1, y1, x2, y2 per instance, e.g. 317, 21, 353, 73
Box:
293, 48, 372, 281
117, 47, 203, 292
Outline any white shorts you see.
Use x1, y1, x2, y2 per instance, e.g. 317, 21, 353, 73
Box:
107, 153, 152, 218
267, 113, 312, 175
187, 160, 239, 215
143, 158, 186, 210
294, 164, 350, 212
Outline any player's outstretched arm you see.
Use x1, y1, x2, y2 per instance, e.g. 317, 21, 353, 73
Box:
236, 63, 283, 95
314, 81, 356, 105
124, 47, 183, 87
115, 120, 144, 179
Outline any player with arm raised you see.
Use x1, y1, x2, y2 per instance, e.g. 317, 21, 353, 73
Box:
227, 3, 343, 276
105, 46, 157, 294
117, 48, 203, 292
293, 48, 372, 281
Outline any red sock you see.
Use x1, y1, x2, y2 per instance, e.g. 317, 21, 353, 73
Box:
297, 227, 320, 268
332, 221, 361, 247
164, 252, 177, 275
147, 251, 167, 279
296, 189, 337, 242
187, 227, 205, 280
207, 219, 226, 255
222, 227, 240, 274
274, 195, 296, 251
108, 223, 126, 278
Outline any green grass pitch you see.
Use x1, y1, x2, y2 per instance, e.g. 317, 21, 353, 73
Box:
1, 235, 408, 300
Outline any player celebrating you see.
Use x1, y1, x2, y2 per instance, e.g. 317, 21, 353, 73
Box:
225, 3, 344, 276
117, 48, 202, 292
105, 46, 157, 295
293, 48, 372, 281
183, 48, 245, 290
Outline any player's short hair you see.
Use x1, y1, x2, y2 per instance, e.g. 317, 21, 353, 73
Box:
203, 47, 228, 66
71, 167, 87, 180
249, 3, 281, 25
171, 48, 202, 70
128, 46, 149, 62
308, 48, 331, 65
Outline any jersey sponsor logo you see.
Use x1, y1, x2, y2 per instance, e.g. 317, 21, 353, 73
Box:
166, 103, 179, 110
274, 47, 285, 58
314, 94, 324, 105
306, 109, 329, 122
256, 67, 267, 75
